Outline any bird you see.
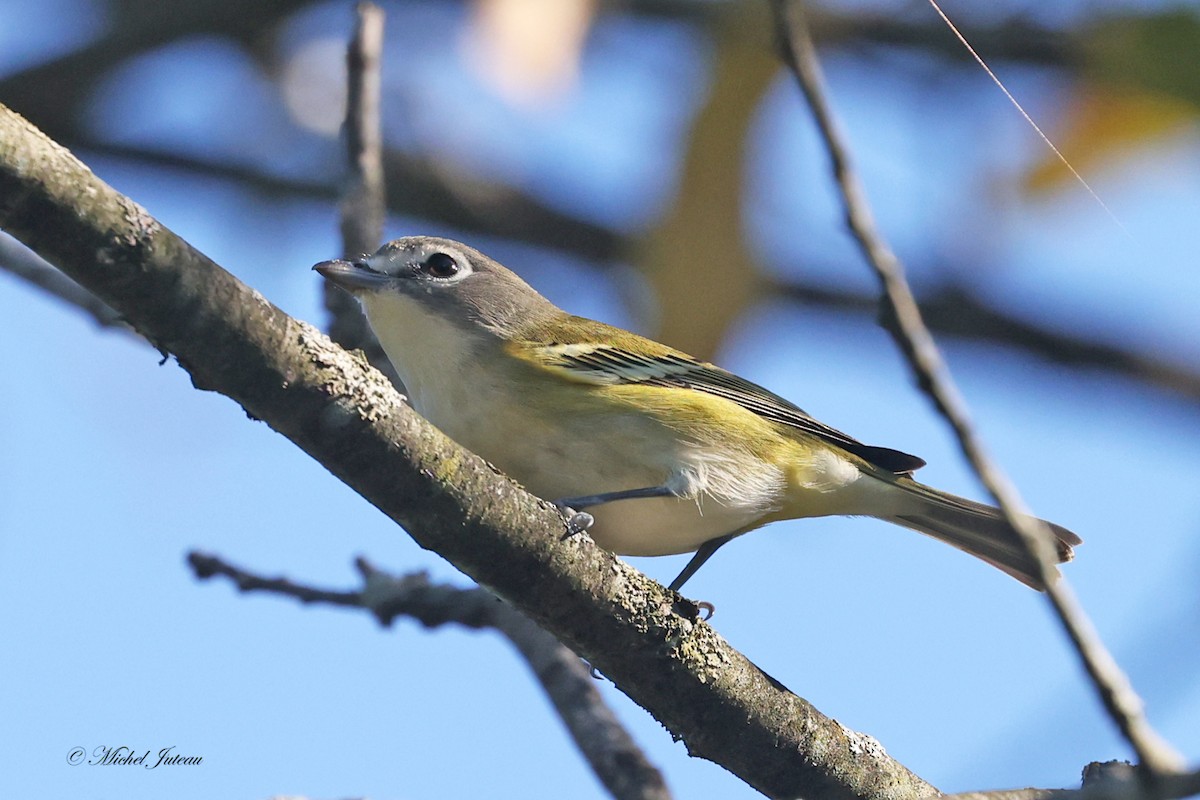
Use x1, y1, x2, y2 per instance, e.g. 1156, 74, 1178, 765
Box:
314, 236, 1080, 592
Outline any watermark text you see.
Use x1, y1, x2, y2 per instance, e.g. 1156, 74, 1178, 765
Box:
66, 745, 203, 768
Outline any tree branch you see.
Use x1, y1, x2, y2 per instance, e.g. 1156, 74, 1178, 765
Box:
340, 2, 386, 262
0, 234, 129, 331
325, 1, 400, 386
939, 760, 1200, 800
0, 103, 939, 800
771, 0, 1186, 776
187, 552, 672, 800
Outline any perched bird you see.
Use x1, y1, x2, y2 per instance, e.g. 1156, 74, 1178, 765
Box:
315, 236, 1079, 592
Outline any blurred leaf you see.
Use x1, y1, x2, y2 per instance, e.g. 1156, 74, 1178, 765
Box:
1023, 83, 1195, 194
640, 5, 775, 359
1024, 8, 1200, 194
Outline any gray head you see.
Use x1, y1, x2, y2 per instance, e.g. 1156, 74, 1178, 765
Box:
313, 236, 559, 339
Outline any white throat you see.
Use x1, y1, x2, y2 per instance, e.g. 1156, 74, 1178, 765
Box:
359, 292, 488, 429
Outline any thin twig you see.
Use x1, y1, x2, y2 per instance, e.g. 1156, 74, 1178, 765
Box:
340, 1, 386, 262
770, 0, 1185, 776
187, 552, 673, 800
938, 760, 1200, 800
326, 1, 401, 386
0, 234, 131, 331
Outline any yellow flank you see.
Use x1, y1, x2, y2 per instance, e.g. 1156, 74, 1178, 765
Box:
603, 381, 792, 462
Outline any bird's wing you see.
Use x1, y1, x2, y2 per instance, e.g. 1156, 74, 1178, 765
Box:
527, 337, 926, 475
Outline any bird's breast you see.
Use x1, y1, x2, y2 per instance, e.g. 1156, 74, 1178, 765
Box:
406, 367, 787, 556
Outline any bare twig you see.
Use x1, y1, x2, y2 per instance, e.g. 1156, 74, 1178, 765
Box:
770, 0, 1186, 775
938, 760, 1200, 800
341, 2, 386, 260
187, 552, 672, 800
0, 234, 130, 331
187, 551, 363, 608
325, 2, 400, 386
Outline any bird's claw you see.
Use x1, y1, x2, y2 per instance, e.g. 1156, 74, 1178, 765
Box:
568, 511, 595, 534
554, 502, 595, 539
673, 597, 716, 622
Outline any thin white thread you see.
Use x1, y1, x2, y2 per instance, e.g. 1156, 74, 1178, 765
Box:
927, 0, 1128, 235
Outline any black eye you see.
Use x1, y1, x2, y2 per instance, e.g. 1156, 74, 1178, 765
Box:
421, 252, 460, 279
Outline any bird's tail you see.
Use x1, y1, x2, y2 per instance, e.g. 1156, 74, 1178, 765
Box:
884, 478, 1081, 590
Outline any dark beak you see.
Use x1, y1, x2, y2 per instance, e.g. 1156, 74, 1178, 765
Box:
313, 259, 392, 293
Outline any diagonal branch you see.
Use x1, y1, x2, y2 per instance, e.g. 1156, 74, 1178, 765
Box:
0, 103, 938, 800
0, 234, 129, 331
770, 0, 1186, 776
187, 552, 672, 800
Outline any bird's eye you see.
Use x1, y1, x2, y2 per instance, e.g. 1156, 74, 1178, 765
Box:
421, 252, 460, 279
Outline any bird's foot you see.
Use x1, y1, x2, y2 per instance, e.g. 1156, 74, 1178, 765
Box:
554, 501, 595, 540
673, 596, 716, 621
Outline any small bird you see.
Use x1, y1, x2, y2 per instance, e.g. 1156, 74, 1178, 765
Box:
315, 236, 1079, 592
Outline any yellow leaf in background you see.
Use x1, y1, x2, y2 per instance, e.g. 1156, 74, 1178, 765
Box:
462, 0, 596, 108
1022, 84, 1196, 194
1023, 7, 1200, 195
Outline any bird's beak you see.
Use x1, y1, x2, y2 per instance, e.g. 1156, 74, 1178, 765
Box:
313, 259, 392, 293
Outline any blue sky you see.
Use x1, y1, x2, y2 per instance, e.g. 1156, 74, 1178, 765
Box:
2, 1, 1198, 798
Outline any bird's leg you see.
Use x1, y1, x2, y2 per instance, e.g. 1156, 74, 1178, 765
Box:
553, 485, 678, 539
668, 533, 736, 592
558, 485, 680, 508
554, 486, 730, 604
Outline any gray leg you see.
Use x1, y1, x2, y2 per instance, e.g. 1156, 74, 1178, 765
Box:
668, 534, 736, 591
554, 485, 732, 593
554, 485, 677, 539
556, 485, 678, 509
